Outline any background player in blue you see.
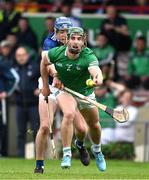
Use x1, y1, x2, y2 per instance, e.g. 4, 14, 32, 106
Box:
42, 17, 73, 84
35, 17, 72, 173
35, 17, 89, 173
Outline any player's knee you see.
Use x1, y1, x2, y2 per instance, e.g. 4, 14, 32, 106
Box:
89, 122, 100, 130
78, 124, 88, 134
40, 125, 49, 135
63, 110, 75, 124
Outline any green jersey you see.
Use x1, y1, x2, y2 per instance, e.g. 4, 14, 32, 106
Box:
47, 46, 99, 96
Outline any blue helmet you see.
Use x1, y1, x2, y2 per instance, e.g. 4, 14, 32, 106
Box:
54, 17, 73, 30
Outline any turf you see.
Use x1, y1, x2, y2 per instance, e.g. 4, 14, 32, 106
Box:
0, 158, 149, 179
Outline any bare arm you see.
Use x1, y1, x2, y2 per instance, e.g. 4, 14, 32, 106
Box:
88, 66, 103, 86
40, 52, 63, 93
47, 64, 58, 77
40, 54, 51, 88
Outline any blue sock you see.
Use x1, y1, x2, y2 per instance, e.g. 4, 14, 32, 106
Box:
36, 160, 44, 168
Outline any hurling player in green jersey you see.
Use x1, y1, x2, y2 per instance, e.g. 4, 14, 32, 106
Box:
35, 18, 89, 173
41, 27, 106, 171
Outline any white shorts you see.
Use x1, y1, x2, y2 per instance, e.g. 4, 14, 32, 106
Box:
75, 92, 96, 110
38, 77, 61, 102
38, 77, 95, 109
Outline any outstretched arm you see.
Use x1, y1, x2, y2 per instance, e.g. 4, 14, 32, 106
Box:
88, 66, 103, 86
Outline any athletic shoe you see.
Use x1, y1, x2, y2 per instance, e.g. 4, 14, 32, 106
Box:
61, 155, 71, 169
34, 167, 44, 174
91, 146, 106, 171
74, 139, 90, 166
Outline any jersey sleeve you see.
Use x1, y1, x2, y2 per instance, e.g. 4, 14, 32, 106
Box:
47, 47, 59, 64
85, 48, 99, 68
43, 38, 56, 50
47, 48, 54, 63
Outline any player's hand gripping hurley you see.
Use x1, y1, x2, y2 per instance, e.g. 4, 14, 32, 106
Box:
64, 87, 129, 123
45, 97, 57, 158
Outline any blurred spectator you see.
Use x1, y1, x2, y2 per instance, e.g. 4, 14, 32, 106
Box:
114, 89, 138, 144
0, 58, 19, 156
61, 4, 82, 27
125, 36, 149, 90
71, 0, 83, 17
95, 80, 126, 144
84, 29, 93, 48
13, 46, 40, 157
134, 0, 149, 14
95, 84, 117, 145
16, 17, 38, 51
41, 16, 55, 45
6, 32, 18, 53
100, 4, 132, 51
100, 4, 132, 80
0, 59, 19, 98
92, 32, 115, 80
136, 0, 148, 6
0, 40, 14, 67
106, 0, 136, 7
83, 0, 105, 13
37, 0, 50, 12
106, 79, 126, 97
0, 1, 21, 41
51, 0, 62, 12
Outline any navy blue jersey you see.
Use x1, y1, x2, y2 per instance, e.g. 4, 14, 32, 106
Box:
42, 32, 60, 51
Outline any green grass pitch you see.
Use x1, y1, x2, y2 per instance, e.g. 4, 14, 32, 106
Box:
0, 158, 149, 179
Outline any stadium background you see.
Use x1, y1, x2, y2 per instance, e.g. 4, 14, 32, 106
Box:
26, 14, 149, 47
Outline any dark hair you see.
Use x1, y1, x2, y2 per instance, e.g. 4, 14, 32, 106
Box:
105, 1, 119, 14
97, 32, 108, 38
119, 89, 133, 98
105, 0, 116, 6
136, 36, 146, 42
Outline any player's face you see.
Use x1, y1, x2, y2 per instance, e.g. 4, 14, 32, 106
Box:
56, 29, 68, 44
67, 34, 84, 54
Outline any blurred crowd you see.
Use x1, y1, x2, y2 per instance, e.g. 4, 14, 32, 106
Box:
0, 0, 149, 14
0, 1, 149, 158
